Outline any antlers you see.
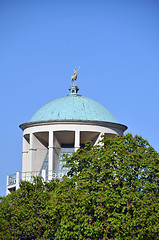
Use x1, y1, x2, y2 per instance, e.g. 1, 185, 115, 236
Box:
74, 66, 80, 73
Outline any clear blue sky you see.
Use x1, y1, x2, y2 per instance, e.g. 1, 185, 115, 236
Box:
0, 0, 159, 196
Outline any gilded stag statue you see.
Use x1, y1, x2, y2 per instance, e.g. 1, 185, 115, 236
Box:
71, 66, 80, 85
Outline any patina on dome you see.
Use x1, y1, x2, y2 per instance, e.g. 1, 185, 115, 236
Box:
29, 86, 117, 123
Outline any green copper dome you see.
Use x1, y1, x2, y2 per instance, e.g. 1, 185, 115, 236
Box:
29, 86, 117, 123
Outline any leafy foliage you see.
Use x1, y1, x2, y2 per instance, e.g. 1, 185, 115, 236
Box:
0, 177, 57, 239
0, 134, 158, 239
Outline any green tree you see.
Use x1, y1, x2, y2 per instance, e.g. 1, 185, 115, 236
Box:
46, 134, 159, 239
0, 134, 158, 239
0, 177, 57, 239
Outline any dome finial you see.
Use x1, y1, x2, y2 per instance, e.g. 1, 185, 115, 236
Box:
71, 66, 80, 86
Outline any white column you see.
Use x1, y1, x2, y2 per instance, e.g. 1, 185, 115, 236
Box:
29, 133, 36, 172
48, 131, 54, 180
94, 132, 105, 146
42, 169, 46, 182
16, 172, 21, 190
75, 130, 80, 152
22, 136, 30, 173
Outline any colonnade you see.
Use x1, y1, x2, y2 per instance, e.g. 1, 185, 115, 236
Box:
21, 121, 126, 179
22, 129, 104, 181
7, 121, 127, 194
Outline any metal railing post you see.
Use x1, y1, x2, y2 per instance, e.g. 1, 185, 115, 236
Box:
6, 175, 10, 195
16, 172, 21, 190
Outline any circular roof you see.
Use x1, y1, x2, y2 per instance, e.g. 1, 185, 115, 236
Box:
29, 86, 117, 123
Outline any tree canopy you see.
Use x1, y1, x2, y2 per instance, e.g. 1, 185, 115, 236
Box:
0, 134, 159, 239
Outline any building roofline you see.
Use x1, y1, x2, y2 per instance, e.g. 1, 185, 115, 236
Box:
19, 120, 128, 132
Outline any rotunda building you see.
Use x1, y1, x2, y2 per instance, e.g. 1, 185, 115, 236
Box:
20, 84, 127, 181
6, 80, 127, 194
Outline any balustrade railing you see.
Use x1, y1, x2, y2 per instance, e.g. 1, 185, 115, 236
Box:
7, 169, 67, 189
8, 173, 16, 186
47, 170, 65, 181
21, 171, 41, 182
